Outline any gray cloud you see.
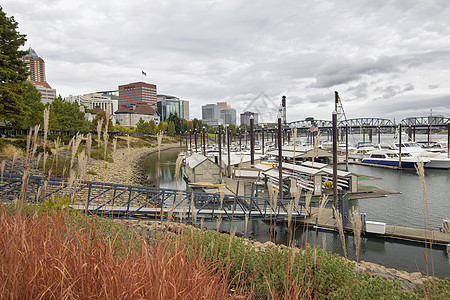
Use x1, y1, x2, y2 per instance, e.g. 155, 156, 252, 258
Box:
3, 0, 450, 121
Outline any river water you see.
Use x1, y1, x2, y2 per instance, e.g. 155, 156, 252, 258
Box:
142, 147, 450, 278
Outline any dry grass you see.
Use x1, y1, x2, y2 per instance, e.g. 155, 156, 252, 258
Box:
0, 206, 232, 299
0, 144, 22, 159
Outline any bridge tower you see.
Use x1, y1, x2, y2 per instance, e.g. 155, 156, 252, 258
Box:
334, 91, 347, 123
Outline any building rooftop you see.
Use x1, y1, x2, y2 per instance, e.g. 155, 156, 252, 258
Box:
115, 104, 157, 115
24, 47, 42, 60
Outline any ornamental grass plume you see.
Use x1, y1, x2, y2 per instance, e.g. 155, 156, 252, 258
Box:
415, 160, 437, 294
42, 107, 50, 171
86, 133, 92, 158
350, 206, 362, 263
1, 160, 5, 183
70, 134, 83, 170
103, 107, 110, 161
216, 216, 222, 232
96, 119, 103, 151
317, 194, 329, 221
10, 150, 20, 174
305, 191, 312, 214
174, 154, 183, 180
333, 206, 347, 259
30, 125, 40, 161
112, 137, 117, 154
157, 131, 163, 159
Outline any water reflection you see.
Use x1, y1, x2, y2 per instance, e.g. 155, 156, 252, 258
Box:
142, 149, 186, 190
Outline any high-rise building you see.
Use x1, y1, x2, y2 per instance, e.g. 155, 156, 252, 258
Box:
202, 104, 222, 126
157, 95, 182, 122
240, 111, 258, 127
118, 82, 157, 109
220, 108, 236, 125
181, 100, 190, 120
21, 47, 56, 104
217, 101, 231, 110
156, 95, 190, 121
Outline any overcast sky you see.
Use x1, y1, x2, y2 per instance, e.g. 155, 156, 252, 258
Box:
3, 0, 450, 123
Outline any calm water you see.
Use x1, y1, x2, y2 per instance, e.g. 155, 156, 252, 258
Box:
347, 164, 450, 230
142, 149, 186, 190
142, 146, 450, 278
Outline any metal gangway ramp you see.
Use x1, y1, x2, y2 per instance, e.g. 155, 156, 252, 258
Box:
1, 173, 310, 222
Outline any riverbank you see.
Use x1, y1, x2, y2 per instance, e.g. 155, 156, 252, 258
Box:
84, 143, 183, 185
115, 218, 431, 292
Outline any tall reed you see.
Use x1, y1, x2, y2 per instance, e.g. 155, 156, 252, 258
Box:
415, 161, 437, 297
42, 107, 50, 171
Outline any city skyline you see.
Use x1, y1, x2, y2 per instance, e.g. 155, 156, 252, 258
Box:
4, 1, 450, 122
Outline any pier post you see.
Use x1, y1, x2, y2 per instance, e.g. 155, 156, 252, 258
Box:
378, 127, 381, 145
218, 125, 222, 180
202, 126, 206, 156
194, 130, 198, 153
227, 126, 231, 177
332, 110, 338, 210
250, 115, 255, 166
185, 132, 188, 152
239, 129, 242, 151
262, 125, 265, 155
278, 116, 283, 199
399, 124, 402, 169
427, 124, 431, 145
345, 124, 349, 172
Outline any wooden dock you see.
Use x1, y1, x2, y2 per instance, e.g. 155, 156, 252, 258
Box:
300, 207, 450, 245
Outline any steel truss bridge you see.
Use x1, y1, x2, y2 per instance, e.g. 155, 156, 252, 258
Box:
0, 173, 309, 222
282, 116, 450, 130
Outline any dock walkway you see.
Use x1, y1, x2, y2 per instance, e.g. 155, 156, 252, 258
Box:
303, 207, 449, 245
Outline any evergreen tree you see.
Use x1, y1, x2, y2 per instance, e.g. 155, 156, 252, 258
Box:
13, 81, 44, 129
0, 7, 29, 124
48, 96, 90, 132
167, 112, 182, 134
167, 121, 176, 136
136, 118, 148, 133
148, 119, 157, 134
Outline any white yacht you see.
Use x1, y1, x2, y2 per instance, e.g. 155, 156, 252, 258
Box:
362, 150, 430, 169
394, 142, 450, 169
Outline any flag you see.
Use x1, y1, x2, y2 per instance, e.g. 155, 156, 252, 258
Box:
142, 71, 147, 76
309, 125, 318, 133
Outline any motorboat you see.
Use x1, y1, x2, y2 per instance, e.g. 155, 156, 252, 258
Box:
362, 150, 430, 169
349, 142, 379, 159
394, 142, 450, 169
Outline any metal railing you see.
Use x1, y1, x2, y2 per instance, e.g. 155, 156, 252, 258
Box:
1, 173, 310, 222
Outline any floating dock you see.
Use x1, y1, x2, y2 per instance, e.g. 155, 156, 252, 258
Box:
302, 207, 450, 245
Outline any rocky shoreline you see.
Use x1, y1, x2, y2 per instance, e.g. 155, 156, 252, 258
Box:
84, 143, 182, 185
115, 219, 430, 292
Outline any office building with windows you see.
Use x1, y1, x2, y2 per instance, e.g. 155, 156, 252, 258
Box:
240, 111, 259, 127
202, 104, 222, 126
118, 82, 157, 110
220, 108, 236, 125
